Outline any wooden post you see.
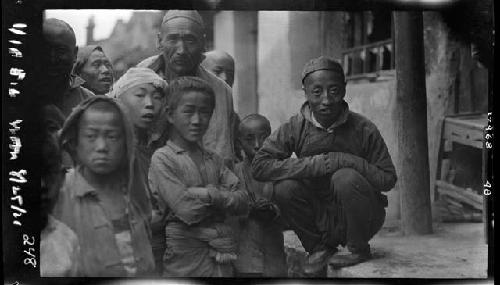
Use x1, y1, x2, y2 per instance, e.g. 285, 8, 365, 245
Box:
394, 11, 433, 235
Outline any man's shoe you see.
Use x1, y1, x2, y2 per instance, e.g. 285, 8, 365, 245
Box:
303, 247, 337, 275
328, 251, 371, 268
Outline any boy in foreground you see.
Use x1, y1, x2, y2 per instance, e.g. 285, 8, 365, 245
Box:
56, 96, 155, 276
148, 77, 249, 277
233, 114, 287, 277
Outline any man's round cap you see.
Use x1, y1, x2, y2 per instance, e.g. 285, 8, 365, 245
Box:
301, 56, 345, 83
162, 10, 204, 28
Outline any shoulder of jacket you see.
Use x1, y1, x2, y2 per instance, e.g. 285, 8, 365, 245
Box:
199, 66, 232, 93
137, 55, 160, 68
79, 86, 96, 98
347, 111, 380, 135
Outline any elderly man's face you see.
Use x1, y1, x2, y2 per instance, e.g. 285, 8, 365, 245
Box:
157, 18, 205, 76
80, 50, 114, 95
42, 21, 77, 81
304, 70, 346, 127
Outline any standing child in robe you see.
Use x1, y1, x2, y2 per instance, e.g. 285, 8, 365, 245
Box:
148, 76, 249, 277
108, 67, 169, 275
55, 96, 155, 276
232, 114, 287, 277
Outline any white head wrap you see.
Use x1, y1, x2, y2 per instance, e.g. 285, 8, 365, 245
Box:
107, 67, 168, 98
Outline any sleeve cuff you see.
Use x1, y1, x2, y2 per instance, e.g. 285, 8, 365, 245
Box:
207, 186, 224, 208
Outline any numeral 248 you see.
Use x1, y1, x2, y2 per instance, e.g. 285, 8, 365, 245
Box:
22, 234, 36, 267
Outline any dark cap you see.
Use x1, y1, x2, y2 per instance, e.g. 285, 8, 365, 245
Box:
162, 10, 204, 28
301, 56, 345, 83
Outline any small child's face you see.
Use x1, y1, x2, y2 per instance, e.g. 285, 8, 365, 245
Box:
76, 106, 125, 175
120, 83, 165, 130
239, 119, 271, 159
168, 91, 213, 143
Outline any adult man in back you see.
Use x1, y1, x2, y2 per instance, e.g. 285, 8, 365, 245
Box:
40, 18, 95, 117
201, 50, 243, 161
73, 45, 114, 95
252, 56, 397, 275
138, 10, 236, 164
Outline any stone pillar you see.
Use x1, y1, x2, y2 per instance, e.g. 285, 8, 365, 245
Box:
214, 11, 258, 117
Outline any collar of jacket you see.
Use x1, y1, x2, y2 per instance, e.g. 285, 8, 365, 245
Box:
166, 139, 214, 158
145, 54, 210, 80
69, 74, 86, 90
300, 100, 350, 132
69, 167, 126, 199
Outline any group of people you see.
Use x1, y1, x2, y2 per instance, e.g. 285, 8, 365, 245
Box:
39, 10, 397, 278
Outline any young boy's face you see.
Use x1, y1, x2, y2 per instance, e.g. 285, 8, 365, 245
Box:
167, 91, 213, 144
119, 83, 165, 130
239, 118, 271, 159
76, 105, 126, 175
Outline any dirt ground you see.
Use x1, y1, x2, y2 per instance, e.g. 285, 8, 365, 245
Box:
283, 222, 489, 278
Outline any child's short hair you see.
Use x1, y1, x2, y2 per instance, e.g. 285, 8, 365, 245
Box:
238, 114, 271, 134
168, 76, 215, 111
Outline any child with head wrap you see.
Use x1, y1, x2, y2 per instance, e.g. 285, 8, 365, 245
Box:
108, 67, 169, 275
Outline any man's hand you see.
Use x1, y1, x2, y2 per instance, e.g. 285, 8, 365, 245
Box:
249, 198, 280, 223
326, 152, 364, 173
187, 187, 211, 203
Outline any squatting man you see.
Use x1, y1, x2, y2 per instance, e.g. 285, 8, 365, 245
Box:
252, 56, 397, 275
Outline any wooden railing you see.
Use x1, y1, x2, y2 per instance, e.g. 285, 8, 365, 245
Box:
342, 39, 394, 79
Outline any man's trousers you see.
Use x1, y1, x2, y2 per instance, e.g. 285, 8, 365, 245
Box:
273, 168, 386, 254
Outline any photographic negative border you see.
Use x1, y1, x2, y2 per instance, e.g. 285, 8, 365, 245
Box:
2, 0, 494, 283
